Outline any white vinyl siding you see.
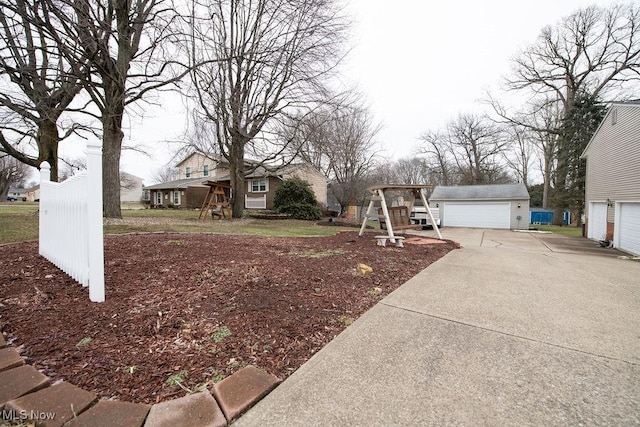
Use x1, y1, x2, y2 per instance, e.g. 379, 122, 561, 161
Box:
584, 105, 640, 204
443, 203, 510, 229
588, 202, 608, 241
616, 202, 640, 256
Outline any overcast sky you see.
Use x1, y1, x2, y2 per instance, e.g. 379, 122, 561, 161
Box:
62, 0, 622, 184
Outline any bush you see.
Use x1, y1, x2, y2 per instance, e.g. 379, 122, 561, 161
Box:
274, 178, 321, 220
274, 177, 317, 206
277, 202, 322, 220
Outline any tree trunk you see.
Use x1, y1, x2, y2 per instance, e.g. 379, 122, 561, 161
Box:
542, 166, 551, 209
37, 119, 60, 182
229, 136, 245, 218
102, 109, 124, 219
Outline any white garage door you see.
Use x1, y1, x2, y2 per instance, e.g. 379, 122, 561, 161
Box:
443, 203, 510, 229
588, 202, 607, 241
618, 202, 640, 256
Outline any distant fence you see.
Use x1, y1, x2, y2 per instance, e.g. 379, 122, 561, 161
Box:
39, 142, 105, 302
529, 209, 571, 226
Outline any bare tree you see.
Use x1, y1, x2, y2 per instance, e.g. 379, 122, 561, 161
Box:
417, 130, 454, 186
152, 164, 179, 184
186, 0, 348, 218
291, 103, 382, 213
488, 4, 640, 208
446, 113, 510, 185
393, 157, 431, 185
42, 0, 188, 218
508, 4, 640, 113
0, 0, 87, 181
502, 123, 535, 186
0, 153, 30, 198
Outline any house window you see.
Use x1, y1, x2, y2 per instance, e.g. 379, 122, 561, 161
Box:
155, 191, 162, 205
143, 189, 150, 201
203, 165, 209, 177
611, 108, 617, 125
250, 179, 268, 192
173, 191, 180, 205
185, 167, 191, 178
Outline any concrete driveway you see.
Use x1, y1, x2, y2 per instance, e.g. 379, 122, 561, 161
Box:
235, 229, 640, 426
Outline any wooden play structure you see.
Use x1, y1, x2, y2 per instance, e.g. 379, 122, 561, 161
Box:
199, 181, 232, 220
359, 184, 442, 246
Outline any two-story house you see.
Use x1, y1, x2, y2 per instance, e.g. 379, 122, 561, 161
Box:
144, 153, 327, 211
581, 101, 640, 256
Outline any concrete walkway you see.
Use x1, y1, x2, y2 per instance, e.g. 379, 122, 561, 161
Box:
235, 229, 640, 426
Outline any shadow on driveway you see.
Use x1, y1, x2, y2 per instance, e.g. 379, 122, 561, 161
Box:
532, 232, 629, 258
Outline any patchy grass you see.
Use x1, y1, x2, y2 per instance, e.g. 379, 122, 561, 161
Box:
0, 202, 39, 244
532, 224, 583, 237
0, 203, 352, 244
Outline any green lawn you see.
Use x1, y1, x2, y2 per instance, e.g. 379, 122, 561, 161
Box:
0, 202, 355, 245
531, 224, 583, 237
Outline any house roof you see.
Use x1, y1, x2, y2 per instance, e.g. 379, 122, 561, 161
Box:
143, 177, 212, 190
581, 101, 640, 159
175, 152, 226, 168
430, 183, 530, 200
245, 163, 320, 179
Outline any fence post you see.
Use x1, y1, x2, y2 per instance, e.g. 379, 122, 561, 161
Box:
87, 141, 105, 302
38, 162, 51, 258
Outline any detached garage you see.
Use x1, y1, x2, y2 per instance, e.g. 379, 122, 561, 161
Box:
581, 101, 640, 256
430, 183, 530, 230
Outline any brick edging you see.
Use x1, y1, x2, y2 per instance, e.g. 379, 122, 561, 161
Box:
0, 334, 280, 426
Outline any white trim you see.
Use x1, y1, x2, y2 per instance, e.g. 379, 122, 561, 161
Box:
614, 201, 621, 249
588, 201, 608, 240
614, 201, 640, 254
248, 178, 268, 193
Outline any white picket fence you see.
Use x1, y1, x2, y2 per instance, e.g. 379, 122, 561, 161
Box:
39, 142, 105, 302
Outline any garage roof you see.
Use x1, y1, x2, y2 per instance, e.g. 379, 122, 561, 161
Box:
431, 183, 530, 200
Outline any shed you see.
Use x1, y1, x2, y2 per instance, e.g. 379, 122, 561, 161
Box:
429, 183, 530, 230
581, 101, 640, 256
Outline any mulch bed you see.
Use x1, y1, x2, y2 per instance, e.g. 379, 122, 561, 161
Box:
0, 231, 455, 404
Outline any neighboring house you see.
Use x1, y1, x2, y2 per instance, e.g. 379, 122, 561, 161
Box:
581, 101, 640, 256
6, 187, 27, 201
429, 183, 530, 230
145, 152, 327, 210
25, 185, 40, 202
144, 177, 211, 209
120, 172, 145, 203
245, 163, 327, 209
175, 152, 228, 180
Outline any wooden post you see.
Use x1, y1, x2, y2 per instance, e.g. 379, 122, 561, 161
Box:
419, 188, 442, 239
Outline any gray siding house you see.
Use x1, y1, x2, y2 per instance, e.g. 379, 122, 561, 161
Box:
429, 183, 530, 230
581, 101, 640, 256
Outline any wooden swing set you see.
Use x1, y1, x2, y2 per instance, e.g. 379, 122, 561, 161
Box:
198, 181, 232, 220
359, 184, 442, 246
